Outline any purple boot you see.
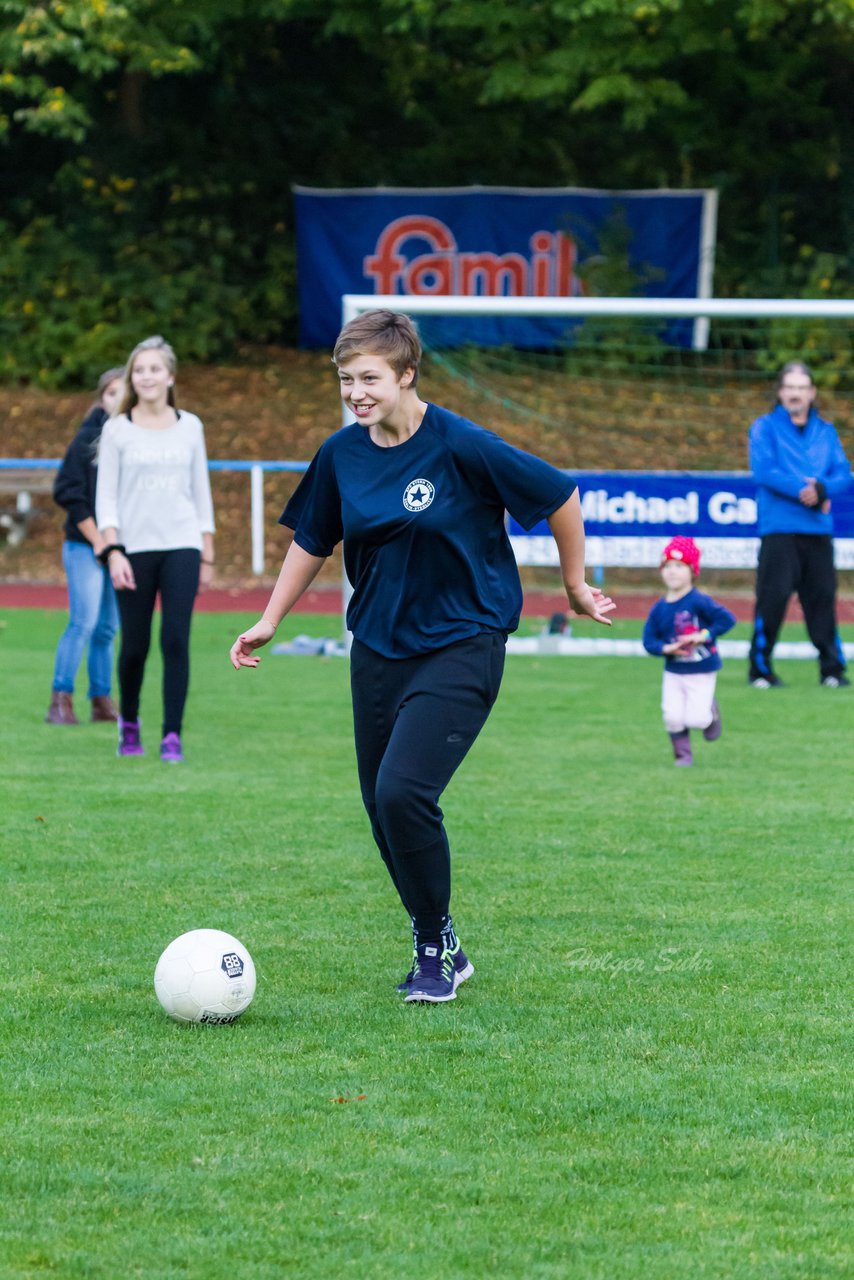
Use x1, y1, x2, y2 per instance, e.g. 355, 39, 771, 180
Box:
703, 700, 722, 741
670, 730, 693, 766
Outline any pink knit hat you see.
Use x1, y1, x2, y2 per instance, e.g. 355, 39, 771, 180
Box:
661, 535, 700, 576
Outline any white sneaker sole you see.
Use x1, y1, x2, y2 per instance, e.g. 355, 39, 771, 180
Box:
405, 959, 475, 1003
397, 958, 475, 996
404, 987, 457, 1003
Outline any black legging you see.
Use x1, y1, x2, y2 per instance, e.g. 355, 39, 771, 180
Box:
350, 632, 506, 939
115, 548, 200, 735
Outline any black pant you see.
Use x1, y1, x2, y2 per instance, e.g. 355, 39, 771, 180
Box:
749, 534, 845, 681
115, 549, 200, 735
350, 632, 506, 938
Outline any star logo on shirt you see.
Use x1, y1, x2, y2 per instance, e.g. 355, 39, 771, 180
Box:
403, 478, 435, 512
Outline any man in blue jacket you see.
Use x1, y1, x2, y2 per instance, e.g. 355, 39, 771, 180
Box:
748, 361, 852, 688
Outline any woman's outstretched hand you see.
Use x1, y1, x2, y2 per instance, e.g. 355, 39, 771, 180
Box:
230, 619, 277, 669
566, 584, 616, 626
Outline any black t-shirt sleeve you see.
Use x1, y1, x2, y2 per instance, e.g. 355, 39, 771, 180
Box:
455, 425, 576, 531
278, 440, 343, 557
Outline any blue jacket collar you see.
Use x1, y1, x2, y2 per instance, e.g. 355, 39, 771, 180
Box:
772, 402, 820, 432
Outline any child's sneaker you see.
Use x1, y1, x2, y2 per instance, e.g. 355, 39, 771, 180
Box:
669, 729, 692, 766
160, 732, 184, 763
117, 718, 144, 757
703, 699, 722, 741
396, 939, 474, 994
404, 941, 456, 1003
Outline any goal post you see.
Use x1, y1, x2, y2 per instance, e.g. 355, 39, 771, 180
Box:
340, 293, 854, 463
342, 293, 854, 323
337, 292, 854, 621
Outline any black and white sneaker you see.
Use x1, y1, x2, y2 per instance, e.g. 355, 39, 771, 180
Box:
396, 939, 474, 994
821, 674, 850, 688
404, 941, 457, 1003
750, 674, 784, 689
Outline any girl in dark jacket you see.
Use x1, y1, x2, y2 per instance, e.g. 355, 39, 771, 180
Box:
46, 367, 125, 725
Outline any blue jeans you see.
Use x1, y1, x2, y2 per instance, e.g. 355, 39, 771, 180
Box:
51, 541, 119, 697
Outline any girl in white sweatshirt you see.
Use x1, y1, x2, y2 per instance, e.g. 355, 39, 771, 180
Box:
96, 335, 215, 762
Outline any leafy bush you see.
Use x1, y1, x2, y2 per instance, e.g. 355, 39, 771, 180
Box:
753, 247, 854, 388
0, 161, 296, 387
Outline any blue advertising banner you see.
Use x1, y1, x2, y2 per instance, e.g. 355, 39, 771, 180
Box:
294, 186, 717, 349
508, 472, 854, 569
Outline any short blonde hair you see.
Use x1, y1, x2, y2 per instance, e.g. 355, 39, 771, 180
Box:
119, 335, 178, 414
332, 310, 421, 385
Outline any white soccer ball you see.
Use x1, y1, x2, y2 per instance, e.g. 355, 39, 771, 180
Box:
154, 928, 256, 1025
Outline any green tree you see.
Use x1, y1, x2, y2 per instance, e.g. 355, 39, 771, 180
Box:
301, 0, 854, 282
0, 0, 212, 141
1, 0, 853, 384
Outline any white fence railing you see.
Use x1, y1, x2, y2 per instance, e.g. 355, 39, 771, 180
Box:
0, 458, 308, 574
5, 458, 854, 574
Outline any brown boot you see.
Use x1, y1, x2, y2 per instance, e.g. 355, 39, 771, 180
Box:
91, 695, 119, 723
45, 691, 80, 725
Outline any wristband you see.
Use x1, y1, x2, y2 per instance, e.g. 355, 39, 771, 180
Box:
98, 543, 126, 566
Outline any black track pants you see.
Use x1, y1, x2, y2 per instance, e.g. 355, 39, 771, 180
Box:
749, 533, 845, 681
115, 548, 200, 734
350, 632, 506, 938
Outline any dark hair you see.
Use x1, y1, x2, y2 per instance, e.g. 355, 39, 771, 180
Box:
775, 360, 816, 407
332, 310, 422, 385
85, 366, 125, 419
97, 367, 125, 398
87, 367, 125, 461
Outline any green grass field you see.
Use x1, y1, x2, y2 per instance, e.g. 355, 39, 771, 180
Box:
3, 608, 852, 1280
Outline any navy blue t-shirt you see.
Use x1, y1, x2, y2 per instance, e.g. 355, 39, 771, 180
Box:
279, 403, 576, 658
642, 589, 737, 674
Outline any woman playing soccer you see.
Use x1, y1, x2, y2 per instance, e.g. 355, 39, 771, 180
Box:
229, 309, 614, 1002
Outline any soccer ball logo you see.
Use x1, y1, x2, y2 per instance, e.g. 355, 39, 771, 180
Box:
154, 928, 257, 1025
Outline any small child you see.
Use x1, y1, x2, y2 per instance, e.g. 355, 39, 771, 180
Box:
642, 536, 737, 766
